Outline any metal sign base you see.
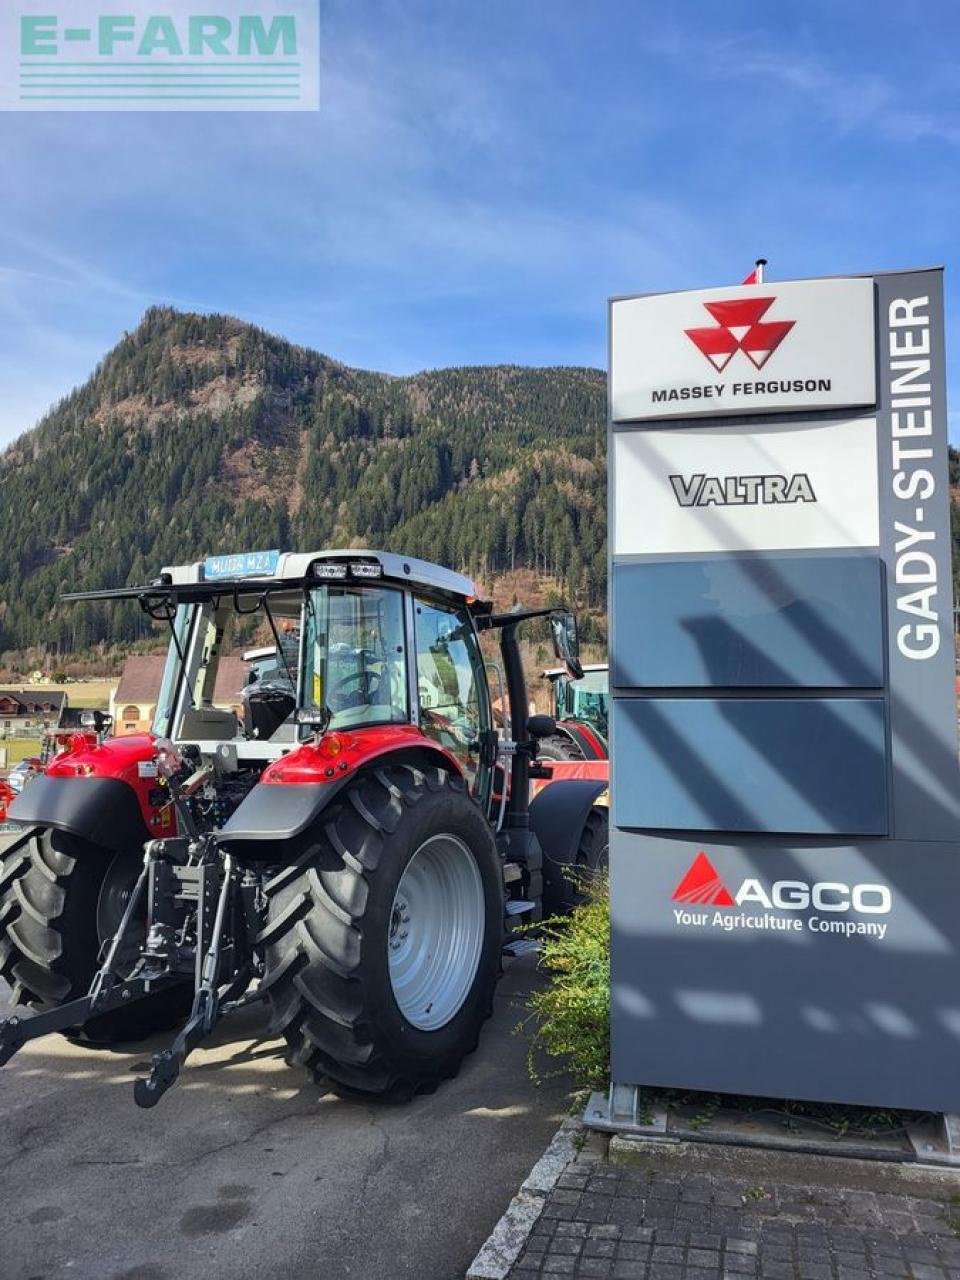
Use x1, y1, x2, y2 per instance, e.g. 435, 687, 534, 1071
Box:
584, 1084, 959, 1167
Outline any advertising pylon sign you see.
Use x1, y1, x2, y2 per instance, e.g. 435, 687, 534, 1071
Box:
608, 268, 959, 1110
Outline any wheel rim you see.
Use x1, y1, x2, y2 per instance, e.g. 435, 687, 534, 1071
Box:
387, 833, 485, 1032
96, 852, 146, 977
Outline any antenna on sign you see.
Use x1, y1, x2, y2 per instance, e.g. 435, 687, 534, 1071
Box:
755, 258, 767, 285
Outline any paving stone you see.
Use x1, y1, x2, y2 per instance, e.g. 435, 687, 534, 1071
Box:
651, 1246, 685, 1265
907, 1266, 949, 1280
688, 1249, 721, 1266
722, 1254, 756, 1274
622, 1228, 656, 1243
726, 1241, 759, 1255
543, 1257, 578, 1275
590, 1225, 624, 1240
561, 1173, 592, 1191
617, 1242, 652, 1261
611, 1265, 646, 1280
758, 1262, 795, 1279
833, 1252, 868, 1269
550, 1238, 585, 1256
902, 1248, 941, 1266
577, 1260, 614, 1278
583, 1241, 617, 1258
760, 1246, 794, 1264
872, 1258, 908, 1277
648, 1266, 683, 1280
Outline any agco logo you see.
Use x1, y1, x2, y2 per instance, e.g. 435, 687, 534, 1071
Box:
684, 297, 795, 373
671, 852, 891, 916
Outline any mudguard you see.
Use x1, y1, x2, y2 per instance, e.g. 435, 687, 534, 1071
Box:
218, 781, 342, 853
219, 734, 463, 857
7, 775, 152, 852
529, 777, 608, 871
556, 720, 607, 760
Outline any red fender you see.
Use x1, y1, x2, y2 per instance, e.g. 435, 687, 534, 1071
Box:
261, 723, 465, 786
45, 732, 175, 835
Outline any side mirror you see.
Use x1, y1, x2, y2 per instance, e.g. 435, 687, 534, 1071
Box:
550, 613, 583, 680
527, 713, 557, 740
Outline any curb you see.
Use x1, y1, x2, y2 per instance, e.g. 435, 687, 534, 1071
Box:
466, 1117, 603, 1280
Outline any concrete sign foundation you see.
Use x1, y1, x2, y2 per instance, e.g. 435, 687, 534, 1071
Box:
608, 268, 960, 1112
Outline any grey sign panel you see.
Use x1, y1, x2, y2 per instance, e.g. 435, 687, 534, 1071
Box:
611, 554, 885, 689
613, 697, 888, 835
610, 833, 960, 1113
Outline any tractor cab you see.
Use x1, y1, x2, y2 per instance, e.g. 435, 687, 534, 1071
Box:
142, 549, 496, 807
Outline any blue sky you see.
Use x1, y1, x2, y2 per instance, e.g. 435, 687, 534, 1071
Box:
2, 0, 959, 446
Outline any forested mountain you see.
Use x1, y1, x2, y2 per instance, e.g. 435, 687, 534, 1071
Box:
0, 308, 606, 658
3, 306, 958, 668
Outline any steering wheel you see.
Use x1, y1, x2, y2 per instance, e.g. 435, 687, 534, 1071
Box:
328, 668, 383, 711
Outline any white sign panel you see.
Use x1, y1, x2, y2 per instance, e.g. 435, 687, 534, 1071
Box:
613, 418, 879, 556
611, 277, 876, 422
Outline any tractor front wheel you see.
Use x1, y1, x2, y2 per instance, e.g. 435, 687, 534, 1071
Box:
260, 764, 503, 1097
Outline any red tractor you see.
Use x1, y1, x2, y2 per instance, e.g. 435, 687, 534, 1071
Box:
0, 549, 606, 1105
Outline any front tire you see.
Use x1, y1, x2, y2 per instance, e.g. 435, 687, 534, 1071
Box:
0, 828, 190, 1044
260, 764, 503, 1097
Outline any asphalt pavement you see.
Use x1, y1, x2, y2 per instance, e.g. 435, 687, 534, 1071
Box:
0, 954, 569, 1280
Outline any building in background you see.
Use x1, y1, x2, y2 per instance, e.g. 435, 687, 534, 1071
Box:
110, 654, 250, 734
0, 689, 67, 737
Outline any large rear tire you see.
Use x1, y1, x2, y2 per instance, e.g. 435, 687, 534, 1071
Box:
542, 805, 609, 915
259, 764, 503, 1097
0, 828, 190, 1045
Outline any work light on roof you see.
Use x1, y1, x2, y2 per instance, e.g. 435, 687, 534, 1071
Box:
349, 561, 382, 579
311, 562, 349, 580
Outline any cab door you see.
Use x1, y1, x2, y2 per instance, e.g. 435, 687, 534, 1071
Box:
412, 597, 494, 812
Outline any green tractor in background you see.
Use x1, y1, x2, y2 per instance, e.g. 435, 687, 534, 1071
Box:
538, 664, 609, 762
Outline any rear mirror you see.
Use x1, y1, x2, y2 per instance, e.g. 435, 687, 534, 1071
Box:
550, 613, 583, 680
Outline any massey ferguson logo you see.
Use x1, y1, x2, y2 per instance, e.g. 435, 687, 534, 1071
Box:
671, 853, 892, 941
684, 297, 795, 372
670, 473, 816, 507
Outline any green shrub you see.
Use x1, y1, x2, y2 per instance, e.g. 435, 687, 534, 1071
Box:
526, 874, 610, 1089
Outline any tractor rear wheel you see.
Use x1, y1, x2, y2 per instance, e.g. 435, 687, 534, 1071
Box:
260, 764, 503, 1097
542, 804, 609, 915
0, 828, 190, 1044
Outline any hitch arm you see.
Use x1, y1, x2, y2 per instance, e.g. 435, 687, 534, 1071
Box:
133, 853, 238, 1109
0, 976, 176, 1069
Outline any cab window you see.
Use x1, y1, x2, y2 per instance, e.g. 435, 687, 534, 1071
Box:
414, 599, 490, 796
303, 586, 408, 732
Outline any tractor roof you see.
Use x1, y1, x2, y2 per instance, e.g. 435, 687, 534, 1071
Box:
161, 548, 485, 605
63, 549, 489, 610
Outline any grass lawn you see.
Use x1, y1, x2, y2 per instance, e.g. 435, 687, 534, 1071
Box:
17, 679, 117, 711
2, 737, 43, 766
